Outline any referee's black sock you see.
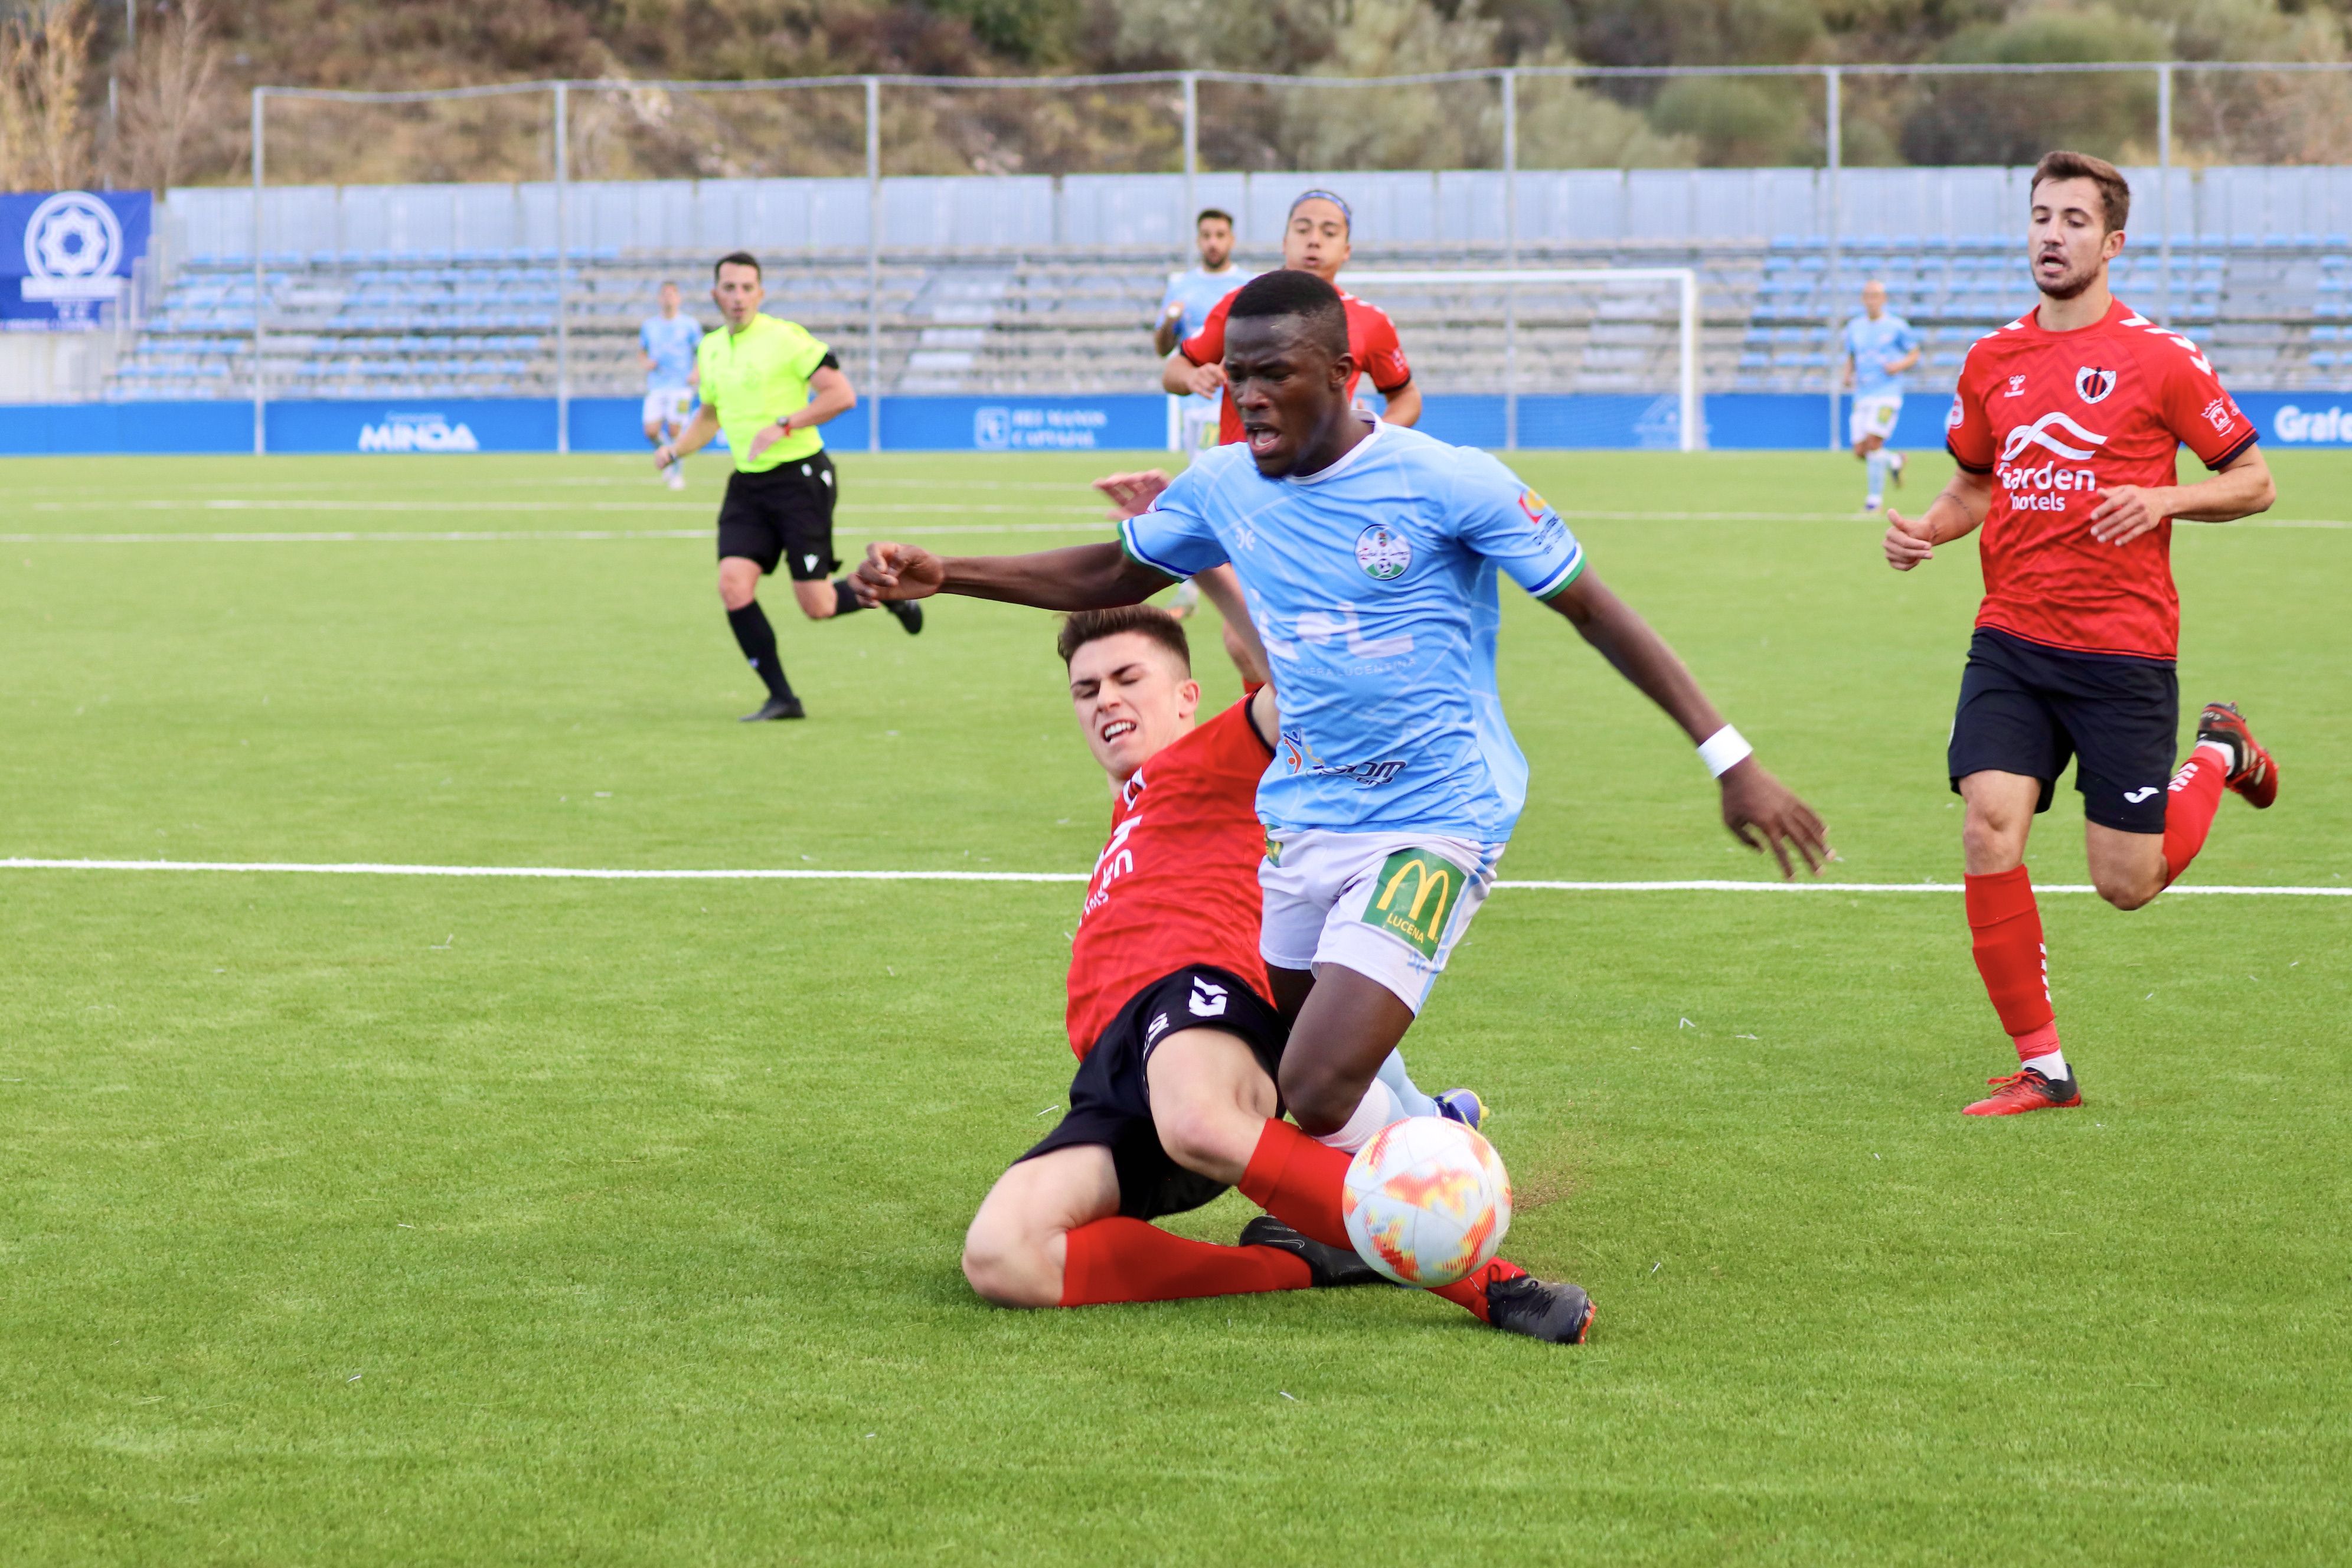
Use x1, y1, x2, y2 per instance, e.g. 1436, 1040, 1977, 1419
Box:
726, 602, 793, 700
830, 578, 867, 618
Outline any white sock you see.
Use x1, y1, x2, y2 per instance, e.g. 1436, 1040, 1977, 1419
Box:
1887, 449, 1906, 472
2023, 1049, 2069, 1082
1313, 1077, 1403, 1155
1374, 1050, 1439, 1119
2196, 738, 2235, 773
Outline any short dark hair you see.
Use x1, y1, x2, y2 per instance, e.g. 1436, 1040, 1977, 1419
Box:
713, 250, 762, 281
1057, 606, 1191, 671
2031, 151, 2131, 233
1195, 208, 1233, 229
1226, 269, 1348, 360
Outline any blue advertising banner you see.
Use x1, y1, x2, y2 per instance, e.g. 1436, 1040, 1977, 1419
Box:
883, 394, 1165, 452
8, 387, 2344, 456
2, 190, 151, 331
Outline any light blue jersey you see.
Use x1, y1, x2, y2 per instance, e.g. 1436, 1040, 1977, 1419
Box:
1122, 422, 1584, 841
1159, 267, 1249, 342
1843, 311, 1920, 397
640, 312, 701, 390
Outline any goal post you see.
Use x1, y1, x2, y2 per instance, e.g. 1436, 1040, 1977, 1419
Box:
1338, 269, 1703, 453
1161, 266, 1702, 454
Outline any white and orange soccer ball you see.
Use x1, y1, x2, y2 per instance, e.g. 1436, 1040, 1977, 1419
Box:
1340, 1115, 1512, 1288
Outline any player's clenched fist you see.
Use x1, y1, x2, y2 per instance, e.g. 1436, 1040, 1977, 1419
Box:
1883, 508, 1936, 570
855, 541, 946, 602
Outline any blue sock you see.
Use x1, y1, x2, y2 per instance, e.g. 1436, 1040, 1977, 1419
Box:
1864, 449, 1889, 505
1374, 1050, 1439, 1119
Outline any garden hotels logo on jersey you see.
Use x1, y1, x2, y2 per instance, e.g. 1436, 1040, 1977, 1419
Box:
358, 411, 480, 452
2271, 404, 2351, 444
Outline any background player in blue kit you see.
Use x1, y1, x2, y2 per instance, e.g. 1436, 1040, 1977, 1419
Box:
1843, 280, 1922, 514
1155, 208, 1253, 459
640, 282, 704, 490
857, 269, 1828, 1165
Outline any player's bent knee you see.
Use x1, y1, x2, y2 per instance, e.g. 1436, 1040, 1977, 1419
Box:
959, 1220, 1057, 1309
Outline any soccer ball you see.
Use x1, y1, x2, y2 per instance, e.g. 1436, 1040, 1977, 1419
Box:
1341, 1115, 1512, 1288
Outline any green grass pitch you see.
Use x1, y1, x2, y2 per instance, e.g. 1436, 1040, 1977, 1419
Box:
4, 445, 2349, 1564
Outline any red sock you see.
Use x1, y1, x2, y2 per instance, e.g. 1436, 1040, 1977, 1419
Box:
1237, 1120, 1354, 1250
1964, 865, 2058, 1063
2161, 746, 2230, 887
1057, 1216, 1309, 1307
1430, 1256, 1530, 1322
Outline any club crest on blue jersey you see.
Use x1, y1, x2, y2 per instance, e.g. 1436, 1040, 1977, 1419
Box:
1354, 523, 1411, 581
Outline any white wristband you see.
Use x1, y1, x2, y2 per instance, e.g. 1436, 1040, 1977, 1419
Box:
1697, 725, 1752, 779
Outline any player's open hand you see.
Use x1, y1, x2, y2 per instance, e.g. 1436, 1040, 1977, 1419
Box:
1093, 469, 1172, 521
745, 425, 783, 462
855, 541, 946, 604
1883, 508, 1936, 570
1719, 759, 1830, 880
2088, 484, 2169, 546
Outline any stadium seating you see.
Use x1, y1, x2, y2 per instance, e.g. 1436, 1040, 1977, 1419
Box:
106, 234, 2352, 403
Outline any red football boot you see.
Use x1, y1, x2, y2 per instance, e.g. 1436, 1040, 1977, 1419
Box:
2197, 702, 2279, 810
1962, 1066, 2082, 1116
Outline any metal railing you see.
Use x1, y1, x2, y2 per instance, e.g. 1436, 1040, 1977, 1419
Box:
246, 61, 2352, 454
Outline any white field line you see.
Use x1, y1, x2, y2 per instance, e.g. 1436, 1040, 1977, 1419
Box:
4, 858, 2347, 896
0, 521, 1113, 545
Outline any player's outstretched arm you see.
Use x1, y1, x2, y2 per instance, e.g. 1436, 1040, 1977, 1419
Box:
855, 541, 1172, 610
1884, 467, 1991, 570
1546, 571, 1830, 878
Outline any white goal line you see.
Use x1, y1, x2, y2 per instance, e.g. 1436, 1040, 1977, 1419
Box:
2, 859, 2345, 896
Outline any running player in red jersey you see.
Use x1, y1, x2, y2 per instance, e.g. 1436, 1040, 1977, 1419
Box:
1161, 189, 1420, 444
1883, 151, 2279, 1116
959, 606, 1594, 1342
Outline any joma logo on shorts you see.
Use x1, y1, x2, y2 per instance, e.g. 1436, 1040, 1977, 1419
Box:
1362, 848, 1468, 960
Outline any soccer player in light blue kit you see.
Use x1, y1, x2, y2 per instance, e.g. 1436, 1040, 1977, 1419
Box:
641, 282, 704, 489
1153, 208, 1251, 456
858, 271, 1827, 1165
1843, 279, 1922, 514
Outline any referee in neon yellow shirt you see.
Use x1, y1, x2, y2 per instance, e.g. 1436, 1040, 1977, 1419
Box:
656, 251, 920, 722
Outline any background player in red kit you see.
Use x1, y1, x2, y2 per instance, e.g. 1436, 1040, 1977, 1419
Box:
959, 606, 1594, 1342
1883, 150, 2279, 1116
1160, 189, 1420, 442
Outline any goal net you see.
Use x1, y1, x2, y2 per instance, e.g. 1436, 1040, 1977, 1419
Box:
1172, 266, 1702, 453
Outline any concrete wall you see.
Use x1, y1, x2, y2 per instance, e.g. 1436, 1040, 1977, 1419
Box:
161, 165, 2352, 262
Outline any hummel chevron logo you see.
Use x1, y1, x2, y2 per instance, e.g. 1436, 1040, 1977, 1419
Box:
2001, 411, 2109, 463
1189, 978, 1229, 1018
2124, 786, 2160, 803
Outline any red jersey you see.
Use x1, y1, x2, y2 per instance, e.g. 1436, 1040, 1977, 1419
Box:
1945, 298, 2258, 661
1181, 288, 1413, 447
1064, 697, 1274, 1057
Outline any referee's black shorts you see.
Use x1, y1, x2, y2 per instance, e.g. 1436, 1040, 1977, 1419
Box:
1947, 626, 2180, 835
716, 450, 838, 581
1018, 965, 1288, 1221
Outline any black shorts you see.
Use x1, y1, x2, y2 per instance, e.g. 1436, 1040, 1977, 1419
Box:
1018, 965, 1288, 1222
1948, 626, 2180, 834
716, 451, 838, 581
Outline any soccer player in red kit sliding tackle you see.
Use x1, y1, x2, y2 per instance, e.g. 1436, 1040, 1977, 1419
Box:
959, 604, 1594, 1342
1884, 151, 2279, 1116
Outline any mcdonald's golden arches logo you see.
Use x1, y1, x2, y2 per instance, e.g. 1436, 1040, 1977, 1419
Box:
1362, 847, 1469, 959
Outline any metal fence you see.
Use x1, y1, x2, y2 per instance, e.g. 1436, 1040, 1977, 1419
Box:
237, 61, 2352, 454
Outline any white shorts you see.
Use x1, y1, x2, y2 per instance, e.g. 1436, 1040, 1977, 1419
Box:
1178, 394, 1221, 452
1850, 393, 1903, 445
643, 386, 694, 431
1258, 829, 1504, 1014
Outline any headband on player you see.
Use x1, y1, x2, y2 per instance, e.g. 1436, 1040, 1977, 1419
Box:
1289, 190, 1353, 231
